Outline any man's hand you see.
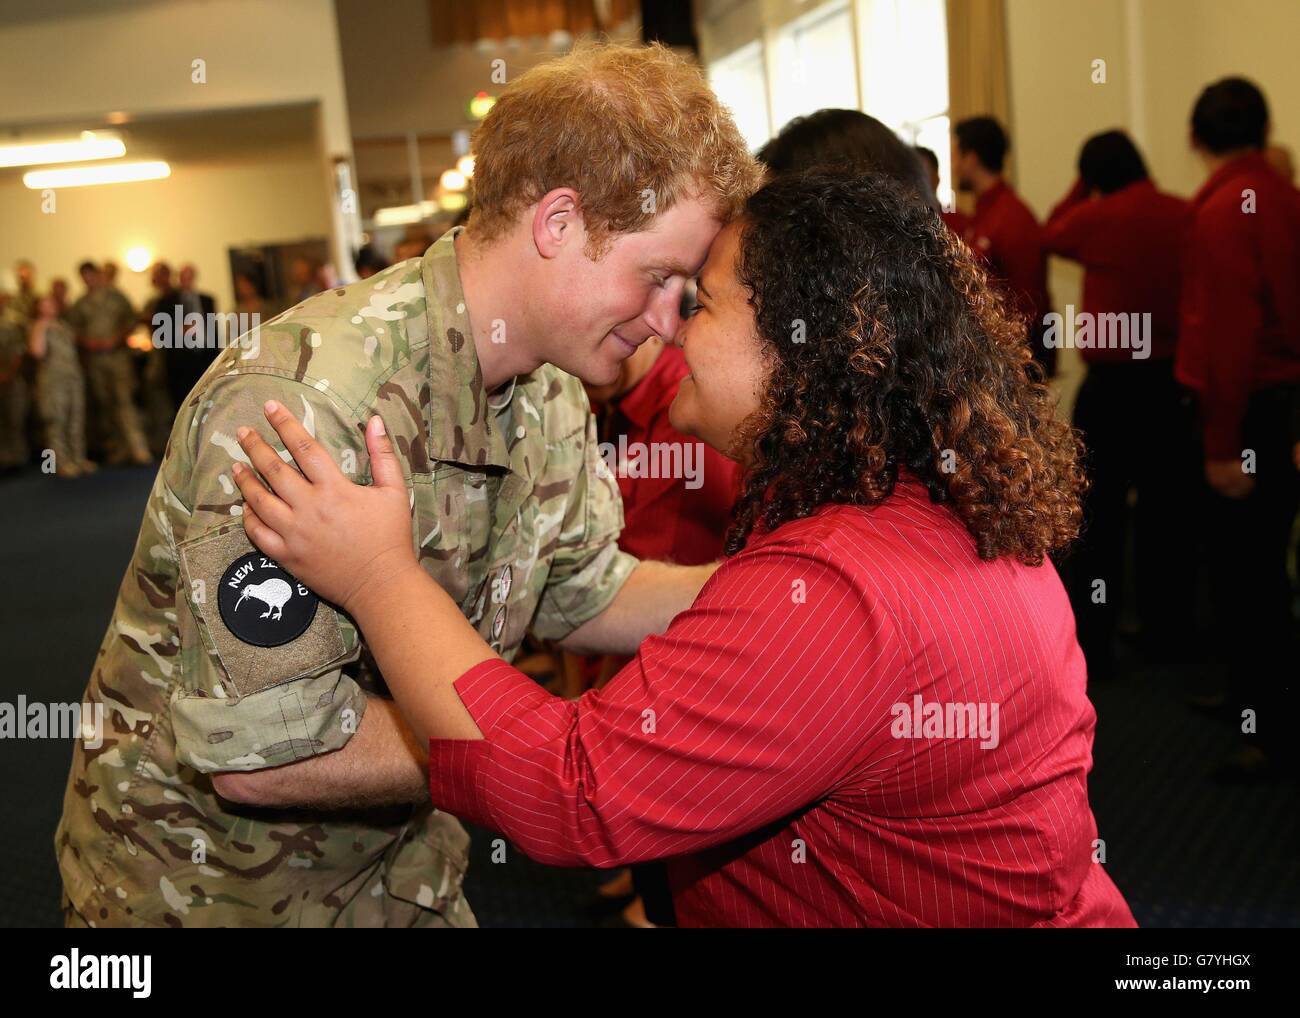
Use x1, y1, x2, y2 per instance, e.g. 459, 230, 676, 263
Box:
1205, 458, 1255, 499
232, 401, 418, 614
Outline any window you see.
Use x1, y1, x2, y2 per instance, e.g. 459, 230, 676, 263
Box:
856, 0, 952, 208
708, 41, 771, 152
768, 0, 858, 136
704, 0, 951, 204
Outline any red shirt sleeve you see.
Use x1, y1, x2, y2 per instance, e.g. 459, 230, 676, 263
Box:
426, 537, 902, 867
1042, 180, 1097, 261
1190, 202, 1263, 459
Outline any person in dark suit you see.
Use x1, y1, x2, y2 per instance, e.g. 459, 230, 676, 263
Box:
152, 263, 218, 413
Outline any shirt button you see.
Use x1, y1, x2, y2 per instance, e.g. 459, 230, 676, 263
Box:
515, 426, 525, 439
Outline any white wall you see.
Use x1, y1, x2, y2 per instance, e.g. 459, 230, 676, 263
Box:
0, 0, 353, 294
1004, 0, 1300, 215
0, 153, 331, 311
1003, 0, 1300, 403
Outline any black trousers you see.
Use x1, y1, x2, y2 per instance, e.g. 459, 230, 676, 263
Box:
1066, 359, 1200, 678
1196, 384, 1300, 762
631, 863, 677, 926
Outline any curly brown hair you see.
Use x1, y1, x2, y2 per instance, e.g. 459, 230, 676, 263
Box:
725, 172, 1085, 565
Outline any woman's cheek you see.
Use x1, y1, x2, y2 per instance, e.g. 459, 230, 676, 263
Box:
668, 379, 694, 435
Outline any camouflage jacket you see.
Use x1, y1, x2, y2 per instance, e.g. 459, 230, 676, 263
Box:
68, 285, 135, 344
56, 228, 637, 926
0, 308, 25, 378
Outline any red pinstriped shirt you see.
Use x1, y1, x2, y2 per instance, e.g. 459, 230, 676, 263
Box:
429, 479, 1136, 927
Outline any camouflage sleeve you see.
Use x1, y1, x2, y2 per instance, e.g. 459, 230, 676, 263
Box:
530, 410, 638, 641
166, 370, 374, 773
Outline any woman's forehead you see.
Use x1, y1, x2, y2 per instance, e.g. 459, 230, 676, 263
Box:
699, 220, 745, 294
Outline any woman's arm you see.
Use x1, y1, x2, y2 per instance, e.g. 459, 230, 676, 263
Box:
421, 542, 899, 868
232, 402, 494, 742
1041, 178, 1097, 260
28, 320, 47, 359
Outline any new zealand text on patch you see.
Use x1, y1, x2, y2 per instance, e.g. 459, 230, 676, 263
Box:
218, 551, 319, 647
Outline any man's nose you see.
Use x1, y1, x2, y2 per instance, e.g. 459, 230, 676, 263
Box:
644, 283, 683, 343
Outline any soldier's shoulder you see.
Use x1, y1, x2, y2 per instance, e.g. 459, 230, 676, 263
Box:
202, 259, 430, 412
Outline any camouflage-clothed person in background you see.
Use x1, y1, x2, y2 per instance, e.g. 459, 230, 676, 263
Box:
0, 294, 29, 469
33, 312, 88, 476
68, 280, 150, 465
56, 227, 637, 926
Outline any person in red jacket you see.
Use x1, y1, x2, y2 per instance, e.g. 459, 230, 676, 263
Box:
916, 144, 971, 236
1043, 131, 1195, 679
585, 337, 738, 570
953, 116, 1054, 375
1179, 77, 1300, 781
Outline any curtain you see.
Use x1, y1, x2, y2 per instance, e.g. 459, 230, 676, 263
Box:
945, 0, 1013, 181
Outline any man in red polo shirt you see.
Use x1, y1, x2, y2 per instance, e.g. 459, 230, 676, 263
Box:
1043, 131, 1194, 679
916, 144, 970, 236
1179, 77, 1300, 780
586, 336, 738, 568
583, 332, 739, 925
953, 117, 1054, 375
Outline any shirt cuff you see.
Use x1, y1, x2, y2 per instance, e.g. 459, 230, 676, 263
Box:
426, 658, 553, 827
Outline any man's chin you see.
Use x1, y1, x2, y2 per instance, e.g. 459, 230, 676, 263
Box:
567, 353, 622, 389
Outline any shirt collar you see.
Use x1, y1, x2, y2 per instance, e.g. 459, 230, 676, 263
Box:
1193, 151, 1271, 209
974, 178, 1010, 216
420, 226, 513, 470
613, 343, 685, 429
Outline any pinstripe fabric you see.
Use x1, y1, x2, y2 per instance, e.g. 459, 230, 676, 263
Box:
428, 479, 1136, 927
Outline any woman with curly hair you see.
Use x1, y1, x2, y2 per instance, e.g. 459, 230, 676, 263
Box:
227, 172, 1134, 927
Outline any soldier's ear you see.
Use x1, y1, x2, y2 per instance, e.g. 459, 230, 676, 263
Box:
532, 188, 582, 260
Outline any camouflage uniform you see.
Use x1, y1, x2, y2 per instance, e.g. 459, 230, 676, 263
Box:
14, 285, 40, 324
34, 317, 87, 471
56, 227, 637, 927
0, 304, 29, 468
68, 285, 149, 463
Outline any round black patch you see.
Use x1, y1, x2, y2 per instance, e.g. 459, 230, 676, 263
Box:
217, 551, 319, 648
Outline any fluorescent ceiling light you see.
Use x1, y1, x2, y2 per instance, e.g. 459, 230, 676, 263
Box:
24, 161, 171, 189
373, 201, 437, 226
0, 132, 125, 168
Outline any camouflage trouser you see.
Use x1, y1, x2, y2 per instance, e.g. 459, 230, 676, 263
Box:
84, 347, 148, 462
37, 367, 87, 470
61, 893, 92, 929
59, 875, 477, 928
0, 374, 28, 467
